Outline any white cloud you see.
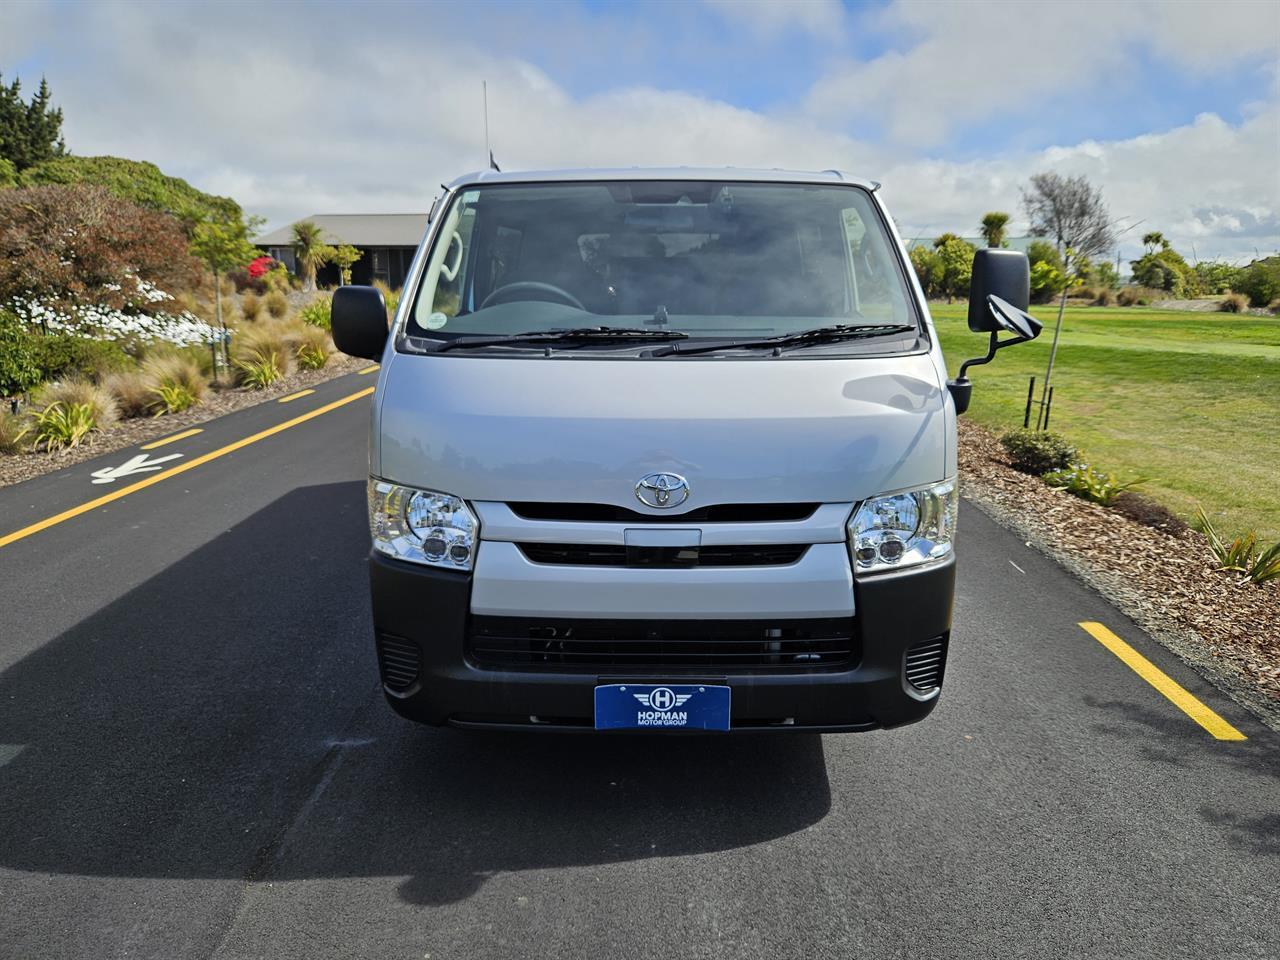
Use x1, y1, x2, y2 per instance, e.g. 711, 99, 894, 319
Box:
703, 0, 846, 37
1, 0, 1275, 261
879, 105, 1280, 261
805, 0, 1280, 147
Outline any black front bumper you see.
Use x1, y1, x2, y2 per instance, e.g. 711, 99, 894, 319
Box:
367, 551, 955, 732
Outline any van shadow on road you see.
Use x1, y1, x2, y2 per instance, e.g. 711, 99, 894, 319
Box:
0, 481, 831, 902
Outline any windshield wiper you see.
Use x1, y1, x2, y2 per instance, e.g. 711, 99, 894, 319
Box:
429, 326, 689, 353
647, 323, 916, 357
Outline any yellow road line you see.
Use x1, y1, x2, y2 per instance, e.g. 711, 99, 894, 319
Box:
277, 389, 315, 403
0, 387, 375, 551
141, 428, 203, 450
1079, 622, 1246, 741
357, 365, 380, 375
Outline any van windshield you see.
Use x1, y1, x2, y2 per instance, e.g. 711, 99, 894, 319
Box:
407, 180, 917, 345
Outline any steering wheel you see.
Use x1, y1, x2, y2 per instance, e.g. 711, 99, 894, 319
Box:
479, 281, 585, 312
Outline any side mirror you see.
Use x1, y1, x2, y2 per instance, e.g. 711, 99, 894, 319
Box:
948, 251, 1042, 415
967, 249, 1030, 332
331, 285, 389, 361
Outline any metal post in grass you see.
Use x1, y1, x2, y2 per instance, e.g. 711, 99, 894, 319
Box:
1023, 376, 1036, 429
1021, 173, 1115, 426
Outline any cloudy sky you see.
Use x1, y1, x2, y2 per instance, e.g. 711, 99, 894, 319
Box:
3, 0, 1278, 262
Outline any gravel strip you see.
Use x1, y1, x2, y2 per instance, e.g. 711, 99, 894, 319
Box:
0, 354, 370, 489
958, 417, 1280, 732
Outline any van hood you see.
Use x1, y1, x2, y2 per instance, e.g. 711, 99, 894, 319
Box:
375, 352, 948, 507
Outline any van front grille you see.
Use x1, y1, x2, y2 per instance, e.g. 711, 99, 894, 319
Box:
516, 542, 809, 568
377, 632, 421, 691
468, 616, 857, 673
507, 502, 819, 523
904, 635, 947, 692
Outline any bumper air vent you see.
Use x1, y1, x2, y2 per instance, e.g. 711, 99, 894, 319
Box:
507, 502, 819, 523
468, 616, 857, 673
904, 635, 947, 692
376, 632, 421, 691
517, 542, 809, 568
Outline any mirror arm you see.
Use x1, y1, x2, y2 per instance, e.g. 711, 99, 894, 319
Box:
948, 330, 1035, 416
956, 330, 1032, 380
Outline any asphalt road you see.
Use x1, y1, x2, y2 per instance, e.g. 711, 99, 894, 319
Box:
0, 369, 1276, 960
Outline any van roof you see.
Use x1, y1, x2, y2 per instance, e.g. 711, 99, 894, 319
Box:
445, 167, 878, 191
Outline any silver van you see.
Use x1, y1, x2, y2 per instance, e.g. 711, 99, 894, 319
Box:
332, 168, 1040, 733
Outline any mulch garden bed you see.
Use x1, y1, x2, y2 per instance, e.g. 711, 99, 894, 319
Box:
0, 353, 369, 489
958, 418, 1280, 731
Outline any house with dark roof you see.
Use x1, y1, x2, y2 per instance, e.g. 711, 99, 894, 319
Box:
254, 213, 429, 289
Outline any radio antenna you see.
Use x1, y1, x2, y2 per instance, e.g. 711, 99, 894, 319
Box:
483, 81, 490, 165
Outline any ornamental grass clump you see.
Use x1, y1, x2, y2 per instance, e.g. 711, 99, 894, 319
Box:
264, 290, 289, 319
1219, 292, 1249, 313
32, 401, 96, 451
241, 291, 262, 322
1196, 507, 1280, 585
0, 409, 32, 453
999, 429, 1078, 475
33, 379, 119, 434
141, 353, 207, 404
298, 296, 332, 330
235, 348, 284, 389
1044, 463, 1146, 507
103, 369, 154, 418
294, 324, 331, 370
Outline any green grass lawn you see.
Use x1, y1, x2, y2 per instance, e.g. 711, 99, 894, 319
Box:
930, 303, 1280, 540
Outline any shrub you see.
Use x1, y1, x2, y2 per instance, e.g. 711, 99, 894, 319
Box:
1110, 492, 1189, 537
294, 325, 331, 370
16, 155, 241, 225
0, 310, 42, 396
0, 184, 202, 309
263, 290, 289, 319
33, 379, 119, 433
241, 291, 261, 321
1045, 464, 1146, 506
1093, 288, 1114, 306
235, 348, 284, 389
30, 334, 132, 382
999, 429, 1078, 475
31, 401, 96, 451
1232, 257, 1280, 308
102, 369, 154, 418
1116, 287, 1141, 306
0, 409, 32, 453
1219, 292, 1249, 313
1196, 506, 1280, 585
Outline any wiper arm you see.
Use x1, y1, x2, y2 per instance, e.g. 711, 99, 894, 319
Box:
647, 323, 916, 357
430, 326, 688, 353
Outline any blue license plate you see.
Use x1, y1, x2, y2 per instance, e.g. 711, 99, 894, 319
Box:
594, 683, 731, 731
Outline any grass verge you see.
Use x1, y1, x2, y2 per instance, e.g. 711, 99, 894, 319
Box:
932, 303, 1280, 540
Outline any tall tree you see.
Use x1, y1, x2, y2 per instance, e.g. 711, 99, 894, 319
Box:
0, 75, 66, 172
291, 220, 334, 291
190, 215, 263, 371
1021, 172, 1115, 427
980, 211, 1010, 248
1141, 231, 1167, 252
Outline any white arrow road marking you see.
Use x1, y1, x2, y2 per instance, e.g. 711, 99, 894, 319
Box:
90, 452, 184, 485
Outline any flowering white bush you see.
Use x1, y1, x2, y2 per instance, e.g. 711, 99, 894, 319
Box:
8, 275, 226, 347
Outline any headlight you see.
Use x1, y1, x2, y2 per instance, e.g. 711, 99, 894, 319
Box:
367, 479, 480, 571
847, 479, 957, 574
